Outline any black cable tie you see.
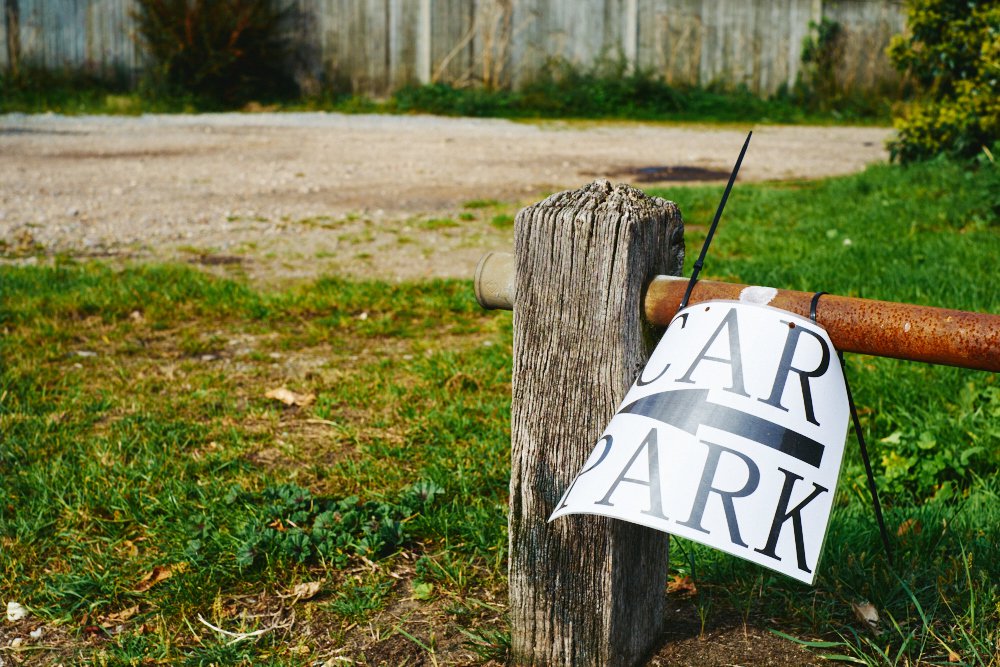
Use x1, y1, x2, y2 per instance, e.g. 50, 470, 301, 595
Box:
810, 291, 828, 323
678, 131, 752, 311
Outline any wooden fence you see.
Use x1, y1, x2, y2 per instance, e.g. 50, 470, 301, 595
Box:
1, 0, 906, 96
1, 0, 138, 79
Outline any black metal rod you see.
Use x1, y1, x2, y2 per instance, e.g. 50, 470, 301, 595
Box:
680, 131, 752, 310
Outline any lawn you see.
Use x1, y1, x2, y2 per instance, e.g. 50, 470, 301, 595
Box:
1, 156, 997, 665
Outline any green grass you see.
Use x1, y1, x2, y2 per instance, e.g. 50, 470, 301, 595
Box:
462, 199, 502, 210
1, 157, 997, 664
671, 477, 1000, 665
490, 214, 515, 230
419, 217, 460, 231
1, 267, 511, 663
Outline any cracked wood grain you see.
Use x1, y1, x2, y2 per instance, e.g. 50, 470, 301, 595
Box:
510, 179, 685, 665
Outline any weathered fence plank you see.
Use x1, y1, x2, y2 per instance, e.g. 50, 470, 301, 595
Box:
509, 180, 684, 665
0, 0, 906, 98
1, 0, 138, 78
388, 0, 421, 90
509, 0, 631, 88
1, 0, 15, 72
825, 0, 907, 94
429, 0, 475, 85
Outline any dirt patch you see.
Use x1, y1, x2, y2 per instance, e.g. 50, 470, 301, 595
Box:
0, 113, 893, 285
188, 253, 246, 266
649, 601, 825, 666
592, 164, 735, 182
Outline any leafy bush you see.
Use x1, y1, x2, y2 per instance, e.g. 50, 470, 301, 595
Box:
391, 54, 896, 124
231, 481, 443, 568
132, 0, 296, 106
393, 82, 519, 117
887, 0, 1000, 162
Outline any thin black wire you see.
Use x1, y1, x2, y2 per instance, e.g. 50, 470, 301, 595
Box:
679, 131, 753, 311
840, 351, 894, 567
810, 292, 894, 567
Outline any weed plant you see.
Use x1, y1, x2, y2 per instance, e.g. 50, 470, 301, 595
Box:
1, 158, 996, 663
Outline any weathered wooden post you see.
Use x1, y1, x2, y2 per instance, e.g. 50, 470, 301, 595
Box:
509, 179, 684, 665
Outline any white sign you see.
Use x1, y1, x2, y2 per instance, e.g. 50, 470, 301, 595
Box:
550, 301, 849, 584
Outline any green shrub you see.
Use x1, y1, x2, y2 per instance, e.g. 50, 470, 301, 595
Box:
132, 0, 296, 107
887, 0, 1000, 162
393, 82, 519, 117
395, 57, 690, 119
517, 57, 686, 118
391, 55, 894, 124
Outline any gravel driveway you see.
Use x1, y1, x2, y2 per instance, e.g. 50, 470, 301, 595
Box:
0, 112, 893, 284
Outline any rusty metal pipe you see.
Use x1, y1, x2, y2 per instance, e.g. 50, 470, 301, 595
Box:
474, 252, 1000, 373
645, 276, 1000, 372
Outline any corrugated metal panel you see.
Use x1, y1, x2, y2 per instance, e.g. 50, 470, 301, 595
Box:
0, 0, 906, 97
